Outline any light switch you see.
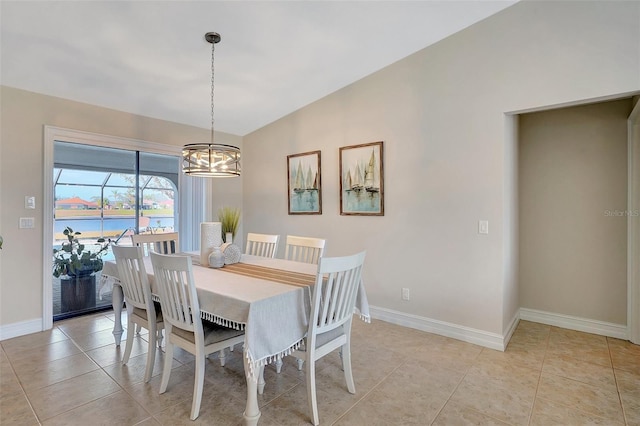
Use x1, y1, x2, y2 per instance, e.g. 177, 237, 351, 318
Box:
19, 217, 35, 229
25, 196, 35, 209
478, 220, 489, 234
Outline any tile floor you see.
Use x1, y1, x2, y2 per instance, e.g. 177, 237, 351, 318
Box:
1, 313, 639, 425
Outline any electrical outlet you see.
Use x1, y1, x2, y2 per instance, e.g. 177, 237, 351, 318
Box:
402, 288, 410, 301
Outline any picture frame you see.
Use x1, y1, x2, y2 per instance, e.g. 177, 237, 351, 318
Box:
287, 150, 322, 215
339, 141, 384, 216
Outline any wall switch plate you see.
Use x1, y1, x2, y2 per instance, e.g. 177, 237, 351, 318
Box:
25, 196, 36, 209
479, 220, 489, 234
402, 288, 410, 301
19, 217, 35, 229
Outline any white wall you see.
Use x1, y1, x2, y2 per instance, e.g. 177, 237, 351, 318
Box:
241, 1, 640, 342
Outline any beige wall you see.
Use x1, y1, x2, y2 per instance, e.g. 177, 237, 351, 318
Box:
519, 99, 631, 324
0, 86, 241, 327
242, 1, 640, 335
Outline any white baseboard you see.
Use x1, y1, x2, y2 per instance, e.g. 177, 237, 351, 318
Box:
519, 308, 627, 340
0, 318, 43, 341
369, 306, 508, 351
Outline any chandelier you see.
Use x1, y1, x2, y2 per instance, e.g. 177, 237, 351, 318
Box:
182, 32, 241, 177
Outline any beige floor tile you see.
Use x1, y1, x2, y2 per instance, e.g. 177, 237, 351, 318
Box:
464, 355, 540, 399
530, 397, 625, 425
126, 363, 199, 414
102, 348, 179, 387
15, 352, 99, 391
542, 353, 617, 391
478, 345, 546, 373
25, 369, 121, 421
547, 340, 613, 368
4, 311, 636, 426
609, 337, 640, 375
152, 385, 245, 425
3, 338, 82, 368
335, 359, 463, 426
70, 327, 127, 351
41, 389, 152, 425
449, 373, 535, 424
56, 314, 116, 339
85, 337, 147, 368
0, 328, 69, 357
614, 368, 640, 425
536, 372, 625, 423
0, 391, 39, 425
433, 401, 512, 425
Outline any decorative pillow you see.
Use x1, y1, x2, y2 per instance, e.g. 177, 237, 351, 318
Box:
222, 243, 242, 264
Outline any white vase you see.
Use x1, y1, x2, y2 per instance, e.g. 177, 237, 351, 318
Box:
208, 247, 225, 268
225, 232, 233, 244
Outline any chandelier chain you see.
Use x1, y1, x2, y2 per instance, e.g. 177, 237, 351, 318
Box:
210, 38, 215, 144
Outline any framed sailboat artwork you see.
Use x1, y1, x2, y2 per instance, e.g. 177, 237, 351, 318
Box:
339, 141, 384, 216
287, 150, 322, 215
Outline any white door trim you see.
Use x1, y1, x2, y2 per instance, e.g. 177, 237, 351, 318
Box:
628, 99, 640, 344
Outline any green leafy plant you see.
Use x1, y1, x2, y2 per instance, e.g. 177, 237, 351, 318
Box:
218, 206, 240, 243
53, 227, 109, 278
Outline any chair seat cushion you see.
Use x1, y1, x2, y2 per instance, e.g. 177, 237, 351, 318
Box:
132, 301, 163, 323
172, 320, 244, 345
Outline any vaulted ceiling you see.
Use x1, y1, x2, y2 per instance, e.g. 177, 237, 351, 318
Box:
1, 1, 516, 135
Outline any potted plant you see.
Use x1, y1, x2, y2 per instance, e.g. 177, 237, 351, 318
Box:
53, 227, 109, 312
218, 206, 240, 244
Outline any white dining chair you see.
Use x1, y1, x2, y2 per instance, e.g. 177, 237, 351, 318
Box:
245, 232, 279, 258
129, 232, 179, 335
290, 251, 366, 426
284, 235, 326, 264
112, 245, 164, 383
150, 252, 245, 421
131, 232, 179, 256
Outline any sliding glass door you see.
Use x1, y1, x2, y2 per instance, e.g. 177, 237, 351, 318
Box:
52, 141, 179, 320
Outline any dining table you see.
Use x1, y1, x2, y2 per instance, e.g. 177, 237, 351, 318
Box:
101, 251, 370, 426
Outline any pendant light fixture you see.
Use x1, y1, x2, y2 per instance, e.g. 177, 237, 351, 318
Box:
182, 32, 241, 177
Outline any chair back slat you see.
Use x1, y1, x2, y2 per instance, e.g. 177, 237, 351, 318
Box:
132, 232, 180, 256
245, 233, 279, 258
112, 245, 153, 312
309, 251, 365, 337
150, 252, 202, 337
284, 235, 325, 264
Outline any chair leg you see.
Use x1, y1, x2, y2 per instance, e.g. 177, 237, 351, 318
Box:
342, 343, 355, 394
297, 358, 304, 371
159, 336, 173, 394
218, 348, 227, 367
136, 324, 142, 334
191, 349, 205, 420
275, 354, 283, 373
306, 358, 320, 426
122, 317, 135, 364
144, 325, 157, 383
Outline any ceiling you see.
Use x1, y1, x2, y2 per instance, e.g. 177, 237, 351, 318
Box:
1, 1, 517, 136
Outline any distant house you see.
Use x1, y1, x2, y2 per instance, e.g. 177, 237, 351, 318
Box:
55, 196, 99, 210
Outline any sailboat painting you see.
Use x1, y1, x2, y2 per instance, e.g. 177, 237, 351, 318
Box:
287, 150, 322, 214
339, 141, 384, 216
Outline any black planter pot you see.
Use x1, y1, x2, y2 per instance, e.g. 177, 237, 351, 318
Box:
60, 273, 97, 312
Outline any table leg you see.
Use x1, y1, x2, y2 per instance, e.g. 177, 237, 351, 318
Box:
243, 352, 261, 426
112, 283, 124, 346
